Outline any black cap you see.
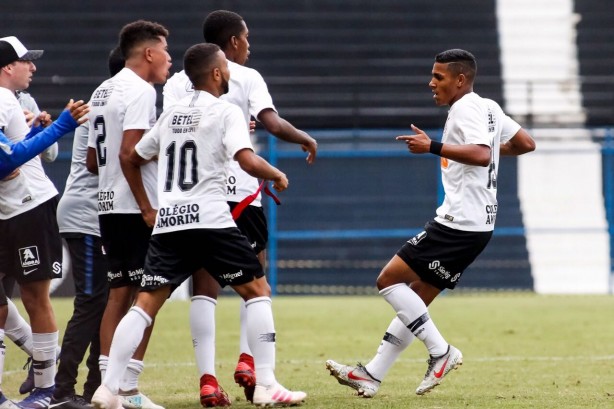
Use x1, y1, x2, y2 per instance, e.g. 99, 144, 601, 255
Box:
0, 36, 44, 67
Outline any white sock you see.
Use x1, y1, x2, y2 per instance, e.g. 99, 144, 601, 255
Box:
5, 298, 33, 356
239, 299, 251, 355
103, 307, 151, 395
190, 296, 217, 377
99, 355, 108, 380
120, 359, 144, 392
0, 329, 5, 386
32, 332, 58, 388
380, 284, 448, 356
245, 297, 276, 386
365, 316, 414, 380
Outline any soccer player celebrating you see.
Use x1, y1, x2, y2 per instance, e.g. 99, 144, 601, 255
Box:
326, 49, 535, 397
92, 43, 306, 409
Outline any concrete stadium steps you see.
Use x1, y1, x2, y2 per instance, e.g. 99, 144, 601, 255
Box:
8, 0, 503, 129
575, 3, 614, 125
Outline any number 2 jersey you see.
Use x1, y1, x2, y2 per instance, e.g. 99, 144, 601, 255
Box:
87, 67, 158, 215
435, 92, 520, 232
135, 90, 254, 235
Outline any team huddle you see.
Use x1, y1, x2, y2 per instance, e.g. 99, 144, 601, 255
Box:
0, 8, 534, 409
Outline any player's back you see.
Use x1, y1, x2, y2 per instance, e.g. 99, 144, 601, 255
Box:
139, 91, 253, 233
88, 67, 158, 215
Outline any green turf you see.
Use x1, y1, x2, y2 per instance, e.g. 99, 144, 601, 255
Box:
4, 294, 614, 408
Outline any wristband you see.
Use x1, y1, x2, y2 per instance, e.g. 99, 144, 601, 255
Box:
429, 141, 443, 156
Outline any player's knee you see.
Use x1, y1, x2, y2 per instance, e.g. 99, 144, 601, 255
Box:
375, 272, 392, 291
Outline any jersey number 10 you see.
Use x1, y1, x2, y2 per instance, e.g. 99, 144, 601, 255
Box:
164, 140, 198, 192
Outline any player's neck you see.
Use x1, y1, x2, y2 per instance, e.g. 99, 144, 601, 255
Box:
197, 85, 221, 98
124, 61, 152, 84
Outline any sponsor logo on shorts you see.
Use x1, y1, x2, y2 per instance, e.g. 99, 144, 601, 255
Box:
23, 268, 37, 276
107, 271, 122, 281
428, 260, 460, 282
128, 268, 144, 282
221, 270, 243, 282
141, 273, 170, 287
52, 261, 62, 276
408, 231, 427, 246
19, 246, 40, 268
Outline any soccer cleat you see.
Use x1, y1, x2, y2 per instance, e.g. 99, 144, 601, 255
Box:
91, 385, 121, 409
199, 374, 230, 407
17, 386, 54, 409
233, 353, 256, 403
19, 358, 35, 395
118, 390, 164, 409
325, 360, 381, 398
0, 392, 20, 409
252, 383, 306, 407
48, 394, 92, 409
199, 385, 231, 408
415, 344, 463, 395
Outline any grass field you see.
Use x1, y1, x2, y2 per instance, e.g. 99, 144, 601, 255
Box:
4, 294, 614, 408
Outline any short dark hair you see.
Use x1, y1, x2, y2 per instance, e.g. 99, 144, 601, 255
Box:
184, 43, 222, 88
202, 10, 245, 49
108, 46, 125, 77
119, 20, 169, 59
435, 49, 477, 81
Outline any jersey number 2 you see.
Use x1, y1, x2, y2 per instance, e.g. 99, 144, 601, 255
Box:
164, 141, 198, 192
94, 116, 107, 167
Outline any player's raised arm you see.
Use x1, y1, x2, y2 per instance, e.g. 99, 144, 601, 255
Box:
235, 148, 288, 192
258, 109, 318, 164
397, 124, 490, 166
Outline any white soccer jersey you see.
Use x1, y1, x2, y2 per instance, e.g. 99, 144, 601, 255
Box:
435, 92, 520, 232
0, 87, 58, 219
136, 91, 254, 234
163, 61, 275, 206
57, 122, 100, 236
87, 67, 158, 214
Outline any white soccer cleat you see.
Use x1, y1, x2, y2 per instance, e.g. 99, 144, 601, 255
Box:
325, 360, 381, 398
118, 390, 164, 409
91, 385, 122, 409
415, 344, 463, 395
252, 383, 306, 407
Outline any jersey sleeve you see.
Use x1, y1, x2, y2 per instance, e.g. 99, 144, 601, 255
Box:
135, 121, 161, 161
224, 105, 255, 159
247, 70, 276, 120
162, 75, 181, 111
500, 114, 522, 144
124, 85, 156, 131
0, 95, 23, 138
457, 100, 490, 146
